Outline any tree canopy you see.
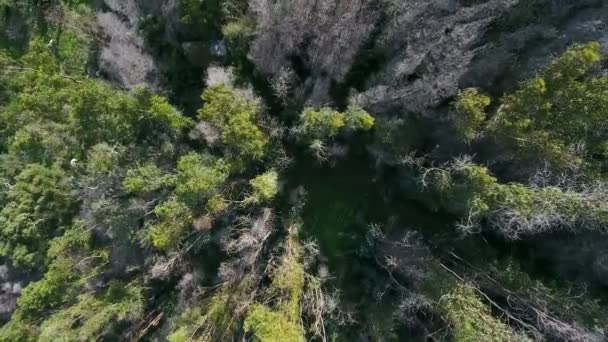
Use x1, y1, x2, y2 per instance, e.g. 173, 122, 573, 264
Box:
1, 2, 607, 341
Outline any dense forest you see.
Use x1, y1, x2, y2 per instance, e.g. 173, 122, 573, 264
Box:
0, 0, 607, 341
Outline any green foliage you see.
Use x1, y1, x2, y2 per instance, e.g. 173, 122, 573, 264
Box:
299, 107, 346, 139
56, 29, 90, 75
14, 258, 77, 322
345, 106, 375, 131
439, 284, 529, 342
148, 197, 193, 250
454, 88, 490, 142
2, 5, 608, 342
37, 281, 144, 341
222, 17, 255, 41
428, 159, 608, 237
168, 290, 239, 342
543, 42, 602, 85
270, 237, 305, 322
493, 260, 608, 329
0, 41, 188, 158
244, 236, 305, 342
0, 321, 37, 342
46, 221, 92, 260
167, 307, 205, 342
68, 80, 141, 148
135, 87, 194, 133
486, 42, 607, 172
296, 106, 374, 157
199, 84, 269, 159
0, 154, 24, 205
10, 223, 100, 325
8, 121, 78, 164
206, 193, 228, 215
178, 0, 247, 38
246, 170, 279, 204
148, 94, 193, 131
373, 112, 425, 160
86, 143, 124, 175
0, 40, 72, 141
244, 304, 305, 342
0, 164, 76, 268
179, 0, 218, 28
175, 152, 230, 205
431, 161, 498, 218
123, 163, 174, 194
299, 106, 375, 140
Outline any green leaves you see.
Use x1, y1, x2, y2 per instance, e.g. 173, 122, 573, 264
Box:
175, 152, 230, 205
439, 284, 529, 342
454, 88, 490, 142
244, 304, 305, 342
13, 258, 77, 321
345, 106, 375, 131
148, 94, 193, 131
296, 105, 375, 157
7, 222, 99, 329
293, 105, 375, 161
37, 281, 144, 341
148, 198, 193, 250
86, 143, 124, 175
426, 158, 608, 238
299, 105, 375, 140
246, 170, 279, 204
299, 107, 346, 139
9, 122, 78, 164
543, 41, 602, 86
134, 86, 194, 134
0, 164, 76, 269
199, 84, 269, 159
458, 42, 608, 174
123, 163, 174, 194
68, 81, 139, 148
244, 236, 305, 342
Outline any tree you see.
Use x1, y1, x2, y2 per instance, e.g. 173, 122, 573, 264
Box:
148, 197, 193, 251
453, 88, 490, 142
295, 105, 375, 161
37, 281, 143, 341
85, 143, 124, 176
244, 305, 304, 342
0, 164, 76, 268
199, 84, 269, 159
482, 42, 606, 173
422, 157, 608, 239
243, 235, 305, 342
439, 284, 530, 342
175, 152, 230, 206
1, 222, 106, 341
167, 289, 240, 342
134, 87, 193, 134
68, 80, 140, 149
345, 106, 375, 131
123, 163, 174, 195
8, 121, 78, 165
298, 107, 346, 140
246, 170, 279, 204
297, 106, 374, 139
